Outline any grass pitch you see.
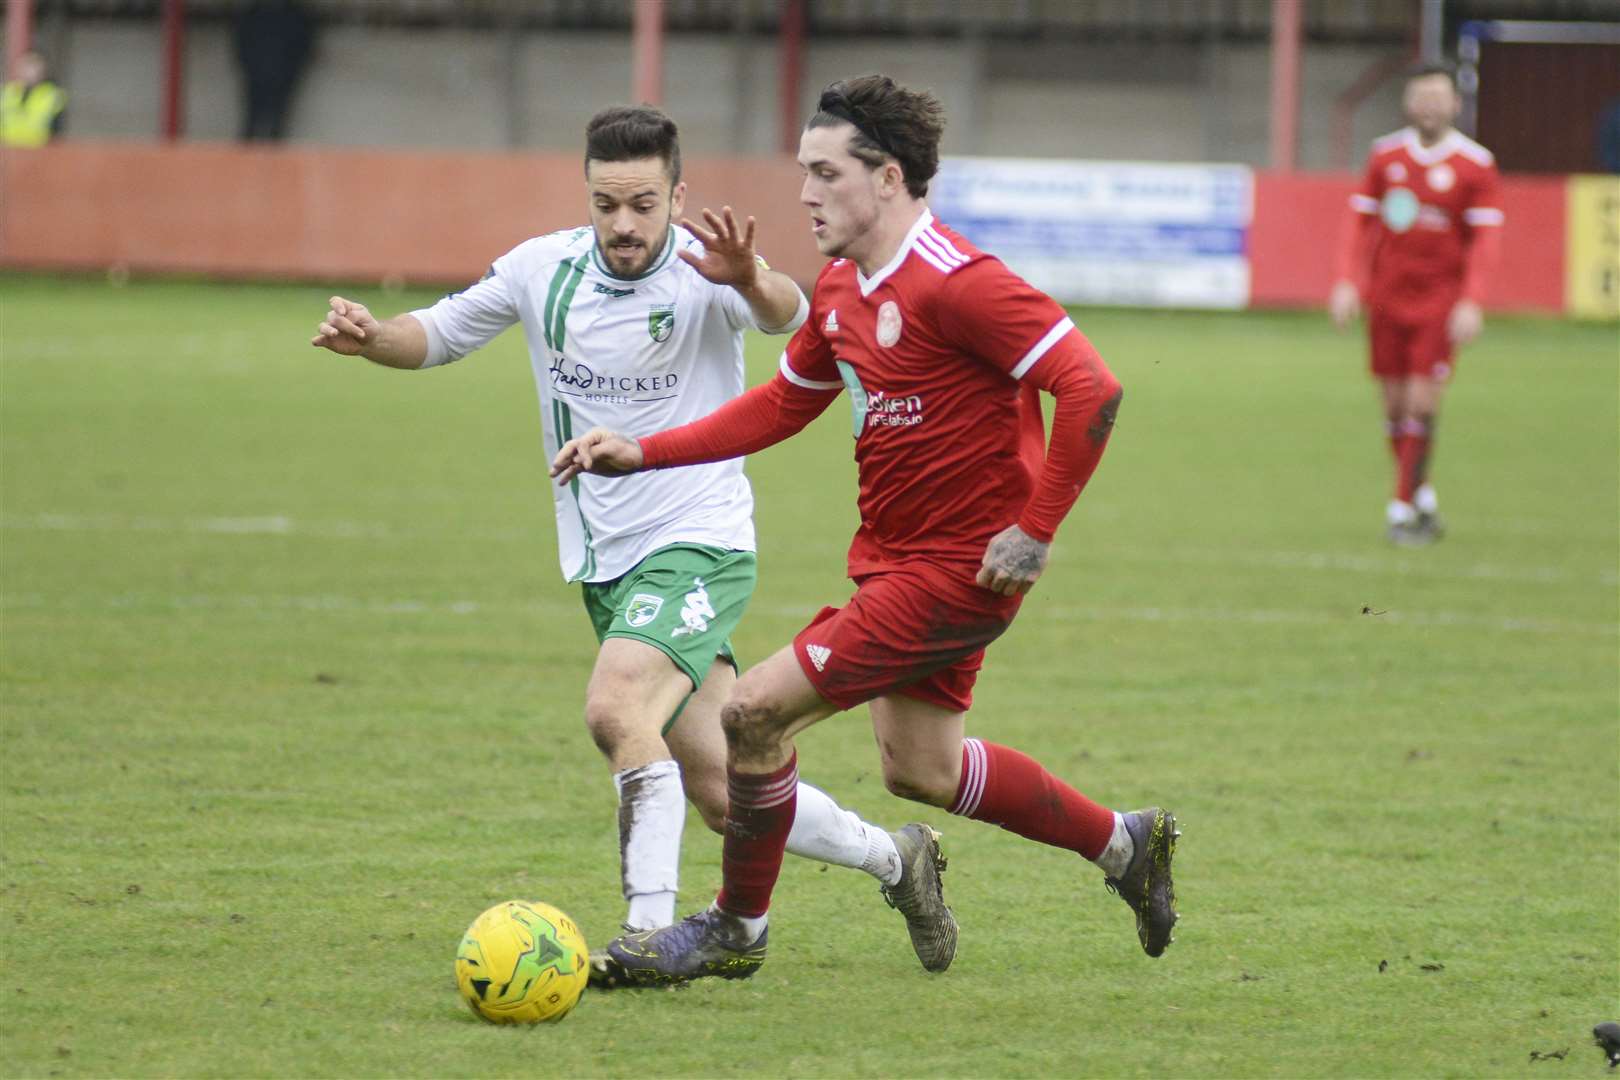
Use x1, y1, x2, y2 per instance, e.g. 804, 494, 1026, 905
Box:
1, 275, 1616, 1078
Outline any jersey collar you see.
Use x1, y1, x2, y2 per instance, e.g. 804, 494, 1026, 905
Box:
589, 225, 679, 282
1401, 126, 1461, 166
855, 208, 934, 298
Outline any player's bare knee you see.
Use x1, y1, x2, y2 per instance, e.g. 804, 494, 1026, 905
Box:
880, 760, 955, 807
719, 694, 786, 759
583, 697, 636, 758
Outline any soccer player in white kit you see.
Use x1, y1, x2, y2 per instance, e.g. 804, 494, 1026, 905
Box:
309, 106, 956, 981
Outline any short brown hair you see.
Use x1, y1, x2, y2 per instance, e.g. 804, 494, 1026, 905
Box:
1406, 61, 1458, 89
807, 75, 946, 199
584, 105, 682, 184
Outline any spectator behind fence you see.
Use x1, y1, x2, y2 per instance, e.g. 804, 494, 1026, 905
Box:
234, 0, 315, 141
1, 51, 67, 148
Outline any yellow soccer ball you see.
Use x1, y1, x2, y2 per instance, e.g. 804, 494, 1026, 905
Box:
454, 900, 589, 1024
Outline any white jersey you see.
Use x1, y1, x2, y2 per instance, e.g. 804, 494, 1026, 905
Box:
412, 224, 805, 583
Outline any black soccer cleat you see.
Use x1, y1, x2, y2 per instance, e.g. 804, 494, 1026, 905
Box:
601, 907, 767, 987
1594, 1022, 1620, 1068
1105, 807, 1180, 958
880, 823, 958, 973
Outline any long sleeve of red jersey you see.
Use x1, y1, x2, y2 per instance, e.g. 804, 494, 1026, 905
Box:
1014, 335, 1123, 543
638, 372, 838, 469
1461, 223, 1502, 302
1332, 208, 1379, 291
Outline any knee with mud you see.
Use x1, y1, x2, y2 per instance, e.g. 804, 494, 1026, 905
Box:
880, 759, 957, 808
719, 693, 792, 767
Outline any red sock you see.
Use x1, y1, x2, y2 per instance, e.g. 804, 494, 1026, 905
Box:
1385, 419, 1400, 462
715, 754, 798, 919
1395, 417, 1431, 502
949, 738, 1115, 860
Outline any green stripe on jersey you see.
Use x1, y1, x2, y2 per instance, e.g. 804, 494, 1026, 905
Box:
555, 400, 597, 582
550, 259, 587, 353
541, 258, 576, 353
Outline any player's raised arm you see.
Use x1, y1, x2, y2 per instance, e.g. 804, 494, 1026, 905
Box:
310, 296, 431, 369
678, 206, 807, 331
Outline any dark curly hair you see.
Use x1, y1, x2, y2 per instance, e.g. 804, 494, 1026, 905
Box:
807, 75, 946, 198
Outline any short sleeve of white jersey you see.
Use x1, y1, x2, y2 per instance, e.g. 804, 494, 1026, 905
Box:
410, 249, 524, 368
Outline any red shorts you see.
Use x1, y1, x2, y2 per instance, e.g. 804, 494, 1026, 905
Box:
791, 562, 1021, 714
1369, 309, 1455, 382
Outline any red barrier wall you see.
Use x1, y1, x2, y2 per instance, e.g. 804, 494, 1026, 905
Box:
1249, 171, 1567, 312
0, 141, 820, 286
1, 143, 1573, 313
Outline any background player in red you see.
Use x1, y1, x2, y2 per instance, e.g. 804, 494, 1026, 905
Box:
552, 75, 1180, 985
1330, 63, 1503, 545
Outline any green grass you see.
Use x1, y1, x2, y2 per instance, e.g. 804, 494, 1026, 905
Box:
2, 274, 1615, 1078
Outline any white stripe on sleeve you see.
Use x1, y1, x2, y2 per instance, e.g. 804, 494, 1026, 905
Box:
1349, 193, 1379, 214
1463, 207, 1504, 226
1009, 317, 1076, 380
409, 309, 451, 368
778, 351, 843, 390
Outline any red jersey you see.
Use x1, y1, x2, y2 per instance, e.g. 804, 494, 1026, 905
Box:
1348, 127, 1503, 318
779, 211, 1090, 576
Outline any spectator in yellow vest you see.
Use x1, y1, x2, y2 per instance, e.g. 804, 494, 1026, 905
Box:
1, 51, 66, 148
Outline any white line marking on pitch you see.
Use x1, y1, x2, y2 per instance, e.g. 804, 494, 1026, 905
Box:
1, 591, 1612, 638
7, 511, 1614, 589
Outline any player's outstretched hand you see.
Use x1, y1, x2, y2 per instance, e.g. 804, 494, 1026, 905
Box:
551, 428, 645, 485
1447, 298, 1483, 346
677, 206, 760, 289
976, 523, 1049, 597
1328, 280, 1361, 330
311, 296, 380, 355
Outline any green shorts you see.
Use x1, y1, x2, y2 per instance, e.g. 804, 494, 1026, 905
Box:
580, 543, 757, 693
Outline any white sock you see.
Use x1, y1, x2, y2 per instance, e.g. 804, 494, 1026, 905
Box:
1094, 812, 1134, 878
711, 902, 768, 942
614, 759, 685, 932
1414, 483, 1439, 514
785, 781, 902, 885
1387, 499, 1417, 526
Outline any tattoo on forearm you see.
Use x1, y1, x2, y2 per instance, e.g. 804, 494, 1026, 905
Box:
1088, 388, 1123, 446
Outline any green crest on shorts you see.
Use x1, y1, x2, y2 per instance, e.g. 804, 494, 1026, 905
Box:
626, 593, 663, 628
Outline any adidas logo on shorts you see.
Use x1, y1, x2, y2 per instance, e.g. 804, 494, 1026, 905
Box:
805, 644, 832, 672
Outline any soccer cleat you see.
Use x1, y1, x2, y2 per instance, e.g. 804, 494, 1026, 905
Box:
600, 907, 767, 986
588, 933, 633, 990
1386, 520, 1431, 547
1104, 808, 1179, 958
1413, 510, 1446, 543
880, 823, 958, 973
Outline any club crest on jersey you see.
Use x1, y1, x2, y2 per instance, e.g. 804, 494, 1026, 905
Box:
626, 593, 664, 628
1380, 187, 1420, 233
876, 301, 903, 348
1426, 163, 1455, 192
648, 304, 676, 343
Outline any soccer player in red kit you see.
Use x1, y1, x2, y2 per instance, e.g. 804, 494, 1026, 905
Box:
1330, 63, 1503, 545
551, 75, 1179, 985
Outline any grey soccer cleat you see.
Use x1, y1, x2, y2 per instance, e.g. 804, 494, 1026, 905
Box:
601, 907, 767, 987
1414, 510, 1446, 543
880, 823, 958, 973
1105, 807, 1180, 958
